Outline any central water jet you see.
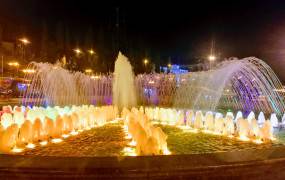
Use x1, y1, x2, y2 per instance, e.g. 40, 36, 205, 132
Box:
112, 52, 137, 110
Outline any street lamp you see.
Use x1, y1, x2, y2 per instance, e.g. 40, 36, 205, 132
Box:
22, 69, 36, 74
88, 49, 95, 55
91, 75, 100, 79
19, 38, 30, 45
208, 55, 216, 70
19, 38, 30, 62
85, 69, 93, 74
143, 58, 149, 72
8, 62, 19, 67
8, 62, 20, 77
143, 59, 149, 65
208, 55, 216, 61
167, 63, 172, 73
74, 48, 82, 55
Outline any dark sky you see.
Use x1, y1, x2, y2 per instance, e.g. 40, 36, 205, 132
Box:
1, 0, 285, 80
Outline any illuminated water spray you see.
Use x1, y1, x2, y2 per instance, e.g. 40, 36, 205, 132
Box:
22, 56, 285, 117
22, 60, 112, 106
113, 52, 137, 109
173, 57, 285, 116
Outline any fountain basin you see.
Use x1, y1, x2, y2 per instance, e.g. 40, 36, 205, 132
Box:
1, 146, 285, 179
13, 123, 284, 157
0, 104, 285, 178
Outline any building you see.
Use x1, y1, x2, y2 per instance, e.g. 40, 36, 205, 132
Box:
160, 64, 189, 74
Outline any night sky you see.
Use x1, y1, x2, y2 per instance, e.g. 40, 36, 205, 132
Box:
1, 0, 285, 81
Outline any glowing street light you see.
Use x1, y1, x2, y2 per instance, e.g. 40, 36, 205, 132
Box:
74, 48, 82, 54
19, 38, 30, 45
22, 69, 36, 74
18, 38, 30, 62
8, 62, 19, 67
143, 59, 149, 65
88, 49, 95, 55
143, 58, 149, 72
8, 62, 19, 77
85, 69, 93, 73
91, 75, 100, 79
208, 55, 216, 61
168, 63, 172, 68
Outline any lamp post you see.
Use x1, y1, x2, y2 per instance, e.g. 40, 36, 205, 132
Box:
19, 38, 30, 62
208, 37, 216, 70
143, 58, 149, 72
208, 55, 216, 69
88, 49, 97, 71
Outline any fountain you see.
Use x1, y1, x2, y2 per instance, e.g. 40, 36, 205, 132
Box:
22, 62, 112, 106
145, 107, 274, 141
113, 52, 137, 110
173, 57, 285, 116
270, 113, 279, 128
247, 111, 255, 124
124, 108, 168, 155
22, 56, 285, 118
0, 105, 118, 153
235, 111, 243, 122
204, 111, 214, 131
258, 112, 266, 125
0, 53, 284, 156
